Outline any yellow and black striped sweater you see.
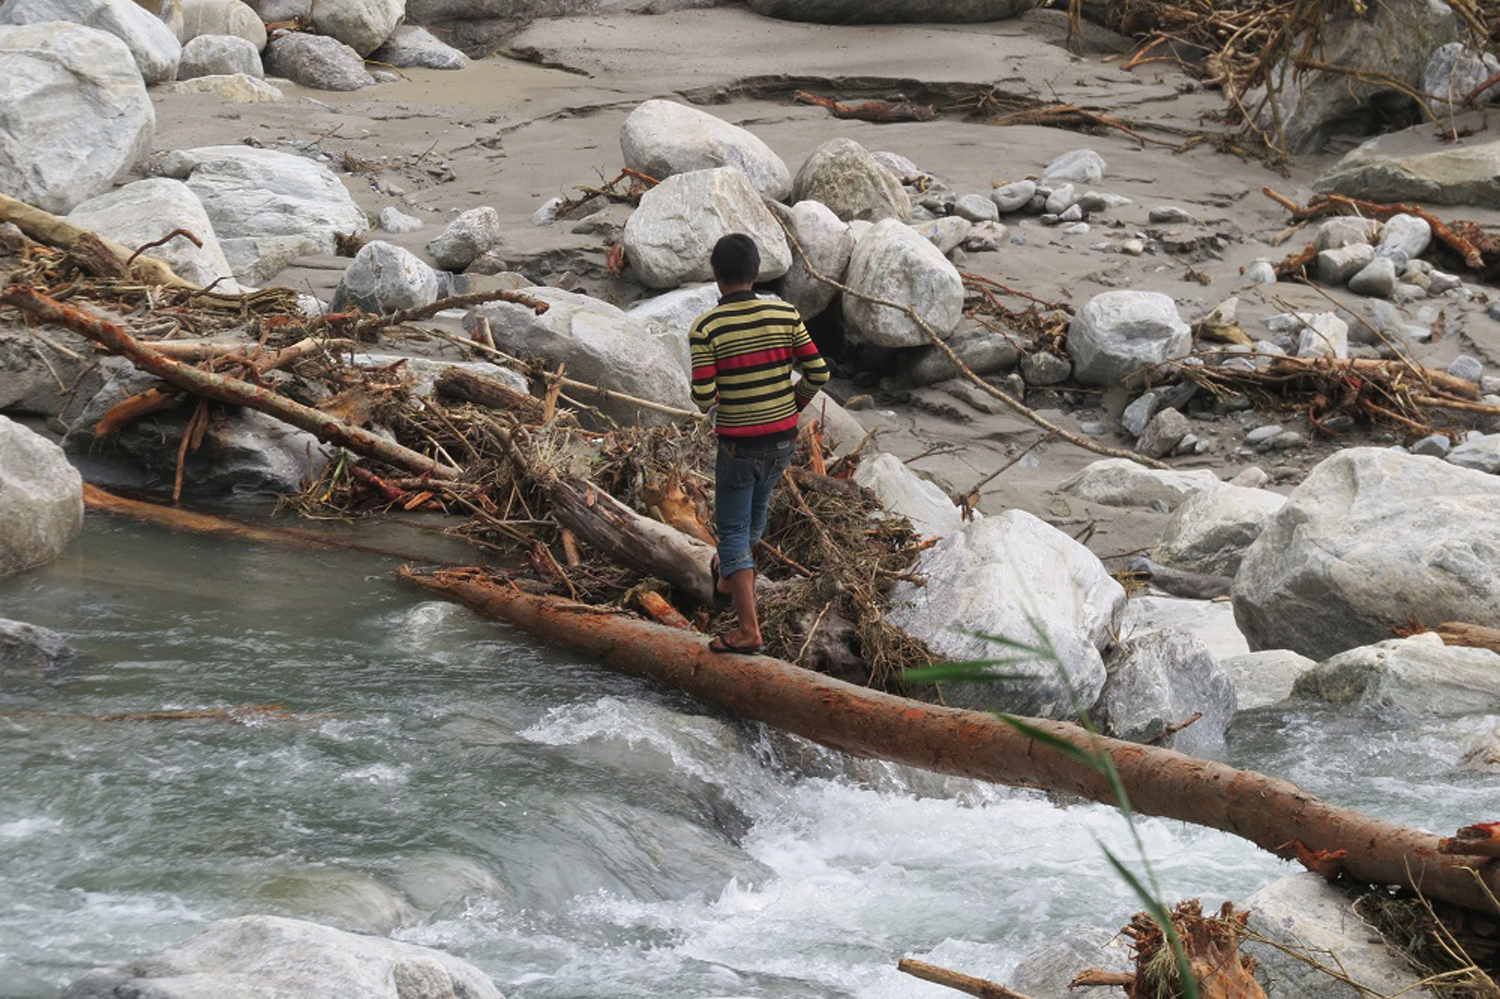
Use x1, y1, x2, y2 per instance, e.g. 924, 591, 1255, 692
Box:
689, 292, 830, 441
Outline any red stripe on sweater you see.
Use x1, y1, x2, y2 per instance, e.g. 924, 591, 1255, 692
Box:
717, 414, 799, 437
718, 347, 793, 371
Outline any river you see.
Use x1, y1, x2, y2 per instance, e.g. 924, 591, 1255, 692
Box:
2, 517, 1494, 997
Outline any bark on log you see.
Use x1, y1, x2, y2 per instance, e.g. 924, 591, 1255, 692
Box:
896, 959, 1032, 999
399, 568, 1500, 916
0, 191, 195, 288
434, 366, 546, 423
1430, 623, 1500, 654
0, 286, 462, 480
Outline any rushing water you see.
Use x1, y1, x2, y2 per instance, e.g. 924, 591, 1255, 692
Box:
2, 518, 1495, 997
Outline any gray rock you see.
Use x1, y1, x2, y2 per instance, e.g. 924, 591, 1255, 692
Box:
1269, 430, 1304, 450
770, 200, 851, 319
378, 206, 422, 233
1242, 259, 1277, 285
1020, 350, 1070, 386
792, 137, 910, 223
1040, 148, 1106, 186
0, 618, 75, 677
842, 218, 963, 348
990, 179, 1036, 213
853, 452, 962, 540
1292, 635, 1500, 716
0, 23, 154, 214
1448, 353, 1483, 384
745, 0, 1032, 22
262, 31, 374, 90
1008, 925, 1132, 999
1058, 205, 1085, 224
1, 0, 181, 82
1097, 630, 1236, 755
369, 24, 467, 69
1246, 424, 1284, 445
1157, 484, 1286, 577
1377, 212, 1433, 258
1427, 269, 1462, 294
425, 207, 502, 271
620, 99, 790, 201
1043, 182, 1076, 215
952, 192, 998, 222
332, 240, 439, 314
910, 216, 971, 255
155, 72, 282, 102
0, 417, 83, 579
1233, 448, 1500, 659
1347, 256, 1397, 298
1066, 290, 1192, 387
888, 510, 1125, 719
1424, 41, 1500, 105
1220, 648, 1313, 710
1460, 726, 1500, 774
162, 145, 368, 286
465, 288, 691, 426
1136, 406, 1191, 459
1315, 242, 1374, 284
1121, 382, 1194, 438
1313, 216, 1381, 251
311, 0, 402, 55
903, 319, 1019, 386
62, 914, 502, 999
1245, 874, 1424, 998
1058, 458, 1219, 511
1148, 205, 1196, 223
1446, 432, 1500, 473
68, 178, 238, 291
870, 150, 921, 176
622, 167, 790, 290
177, 32, 262, 77
179, 0, 266, 47
1291, 312, 1349, 358
1411, 432, 1451, 457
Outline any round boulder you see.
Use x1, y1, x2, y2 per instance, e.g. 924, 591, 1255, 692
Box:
1066, 290, 1192, 387
426, 207, 502, 272
1156, 484, 1286, 577
621, 99, 791, 201
262, 31, 374, 90
792, 137, 910, 223
0, 416, 83, 579
332, 240, 440, 314
311, 0, 402, 56
1, 0, 182, 82
772, 199, 852, 319
177, 32, 262, 78
178, 0, 266, 47
841, 218, 963, 348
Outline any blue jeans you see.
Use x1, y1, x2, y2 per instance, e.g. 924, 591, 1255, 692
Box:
715, 438, 795, 577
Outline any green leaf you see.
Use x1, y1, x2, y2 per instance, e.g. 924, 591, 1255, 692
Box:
998, 715, 1107, 774
901, 658, 1031, 684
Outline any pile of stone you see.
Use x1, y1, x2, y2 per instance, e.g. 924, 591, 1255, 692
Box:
1299, 214, 1470, 303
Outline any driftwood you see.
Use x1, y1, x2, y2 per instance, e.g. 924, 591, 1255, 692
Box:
897, 959, 1033, 999
1429, 622, 1500, 655
794, 91, 938, 122
0, 285, 462, 480
400, 567, 1500, 916
1440, 822, 1500, 858
434, 366, 547, 423
1262, 188, 1488, 271
0, 191, 195, 288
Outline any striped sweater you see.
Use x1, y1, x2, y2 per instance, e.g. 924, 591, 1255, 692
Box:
689, 292, 830, 440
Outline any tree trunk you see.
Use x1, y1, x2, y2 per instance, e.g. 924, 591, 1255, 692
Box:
400, 567, 1500, 916
434, 366, 546, 423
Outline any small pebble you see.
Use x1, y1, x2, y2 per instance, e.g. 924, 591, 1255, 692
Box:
1121, 238, 1145, 256
1269, 430, 1305, 450
1411, 433, 1452, 457
1229, 465, 1269, 488
1149, 205, 1197, 224
1063, 222, 1090, 235
1449, 354, 1484, 384
1246, 424, 1284, 445
1059, 204, 1085, 222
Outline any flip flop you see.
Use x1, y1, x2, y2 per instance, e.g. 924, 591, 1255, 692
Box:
708, 555, 733, 608
708, 633, 765, 656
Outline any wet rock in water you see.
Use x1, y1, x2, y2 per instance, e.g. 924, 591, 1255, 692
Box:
1135, 406, 1191, 459
378, 206, 422, 233
1245, 874, 1424, 998
1220, 648, 1313, 710
1292, 635, 1500, 716
989, 179, 1035, 213
1315, 242, 1374, 285
1008, 924, 1132, 999
772, 200, 853, 319
61, 914, 503, 999
1447, 432, 1500, 473
1096, 630, 1236, 756
853, 452, 963, 540
0, 417, 83, 580
332, 240, 439, 314
156, 73, 283, 102
0, 618, 75, 677
1066, 290, 1192, 387
1347, 256, 1397, 299
262, 31, 374, 90
68, 177, 239, 291
1020, 350, 1070, 386
1, 0, 182, 83
0, 23, 154, 214
1233, 448, 1500, 659
1459, 726, 1500, 773
1313, 216, 1381, 251
622, 167, 790, 289
466, 288, 691, 426
1377, 212, 1432, 259
177, 32, 262, 77
842, 218, 963, 348
369, 24, 467, 69
311, 0, 402, 56
160, 145, 368, 285
1250, 0, 1457, 154
792, 137, 910, 223
911, 216, 972, 255
903, 318, 1019, 386
621, 99, 790, 201
1040, 148, 1106, 186
179, 0, 266, 47
888, 510, 1124, 719
746, 0, 1033, 21
1156, 484, 1286, 577
1059, 458, 1219, 511
426, 207, 502, 271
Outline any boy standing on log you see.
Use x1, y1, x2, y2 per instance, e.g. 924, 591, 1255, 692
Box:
690, 233, 830, 654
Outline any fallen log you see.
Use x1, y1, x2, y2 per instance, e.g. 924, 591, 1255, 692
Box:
1425, 622, 1500, 654
896, 959, 1032, 999
0, 191, 195, 288
434, 366, 547, 423
0, 285, 462, 480
400, 567, 1500, 916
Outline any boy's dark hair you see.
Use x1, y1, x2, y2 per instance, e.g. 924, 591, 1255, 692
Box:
710, 233, 760, 285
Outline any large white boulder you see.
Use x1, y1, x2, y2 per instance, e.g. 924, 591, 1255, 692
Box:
853, 452, 964, 540
1058, 458, 1219, 512
621, 99, 791, 201
0, 22, 155, 214
1096, 630, 1237, 756
792, 137, 910, 223
1067, 291, 1192, 387
331, 240, 439, 314
888, 510, 1126, 719
0, 416, 83, 579
621, 167, 790, 289
177, 32, 262, 78
773, 199, 852, 319
1291, 635, 1500, 716
160, 145, 368, 285
178, 0, 266, 46
312, 0, 403, 56
1118, 595, 1248, 661
62, 914, 503, 998
1155, 484, 1286, 576
1, 0, 181, 82
464, 288, 691, 427
68, 177, 239, 291
262, 31, 374, 90
841, 218, 963, 347
1233, 448, 1500, 659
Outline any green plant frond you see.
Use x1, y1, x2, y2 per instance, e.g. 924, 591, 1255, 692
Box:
900, 661, 1033, 684
998, 715, 1107, 774
1101, 845, 1201, 999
